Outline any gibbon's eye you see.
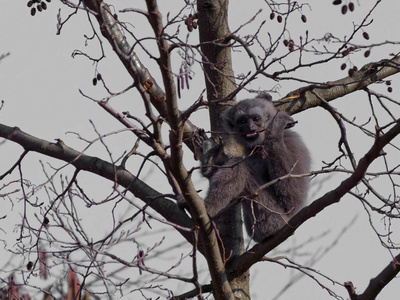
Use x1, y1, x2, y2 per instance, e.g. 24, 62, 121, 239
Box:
253, 116, 260, 122
237, 117, 247, 125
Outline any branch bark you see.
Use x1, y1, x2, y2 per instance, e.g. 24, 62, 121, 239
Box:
0, 124, 194, 241
82, 0, 197, 150
274, 56, 400, 115
197, 0, 249, 298
358, 252, 400, 299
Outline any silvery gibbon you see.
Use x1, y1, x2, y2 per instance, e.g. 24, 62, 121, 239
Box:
198, 94, 310, 242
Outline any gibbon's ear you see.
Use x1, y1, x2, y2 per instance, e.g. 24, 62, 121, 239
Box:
257, 92, 272, 102
222, 106, 236, 131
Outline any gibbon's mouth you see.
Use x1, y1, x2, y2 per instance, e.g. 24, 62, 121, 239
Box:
244, 131, 259, 140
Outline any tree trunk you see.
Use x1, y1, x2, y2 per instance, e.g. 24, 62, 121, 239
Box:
197, 0, 250, 298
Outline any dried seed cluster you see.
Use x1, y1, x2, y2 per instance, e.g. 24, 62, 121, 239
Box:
92, 73, 102, 86
283, 39, 295, 52
27, 0, 51, 16
269, 12, 307, 24
185, 13, 198, 32
333, 0, 355, 15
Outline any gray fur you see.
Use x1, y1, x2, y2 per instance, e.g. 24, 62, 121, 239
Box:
202, 95, 310, 242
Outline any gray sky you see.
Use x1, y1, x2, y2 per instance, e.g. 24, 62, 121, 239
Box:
1, 1, 400, 299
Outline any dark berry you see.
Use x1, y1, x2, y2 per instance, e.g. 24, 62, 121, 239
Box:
333, 0, 342, 5
363, 32, 370, 40
341, 5, 348, 14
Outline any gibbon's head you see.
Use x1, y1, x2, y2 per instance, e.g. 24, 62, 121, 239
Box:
223, 94, 277, 149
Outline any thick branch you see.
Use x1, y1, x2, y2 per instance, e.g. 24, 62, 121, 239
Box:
82, 0, 197, 149
275, 56, 400, 115
0, 124, 194, 241
197, 0, 237, 132
358, 252, 400, 299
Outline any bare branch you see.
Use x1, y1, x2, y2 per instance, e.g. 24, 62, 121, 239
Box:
274, 56, 400, 115
0, 124, 194, 241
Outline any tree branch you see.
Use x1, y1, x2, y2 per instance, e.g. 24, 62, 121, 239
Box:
274, 56, 400, 115
358, 252, 400, 300
82, 0, 198, 150
0, 124, 194, 242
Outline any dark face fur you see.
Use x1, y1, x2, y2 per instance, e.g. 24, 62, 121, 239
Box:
235, 112, 267, 148
224, 97, 277, 149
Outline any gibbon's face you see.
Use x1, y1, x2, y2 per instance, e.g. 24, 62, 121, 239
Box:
235, 111, 269, 148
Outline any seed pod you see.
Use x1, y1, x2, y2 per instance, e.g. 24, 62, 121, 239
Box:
277, 15, 283, 23
177, 76, 181, 99
333, 0, 342, 5
92, 78, 97, 86
301, 15, 307, 23
364, 50, 370, 57
192, 21, 197, 29
270, 12, 275, 20
31, 7, 36, 15
388, 87, 393, 93
363, 32, 370, 40
341, 5, 348, 14
349, 2, 355, 11
340, 63, 346, 70
283, 39, 289, 47
27, 262, 33, 271
348, 68, 354, 77
41, 2, 47, 10
27, 1, 33, 7
386, 80, 391, 86
352, 66, 358, 72
97, 73, 102, 81
37, 4, 42, 12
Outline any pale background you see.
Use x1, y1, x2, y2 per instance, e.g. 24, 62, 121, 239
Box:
1, 1, 399, 299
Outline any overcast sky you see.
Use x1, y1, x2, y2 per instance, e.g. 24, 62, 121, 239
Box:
1, 1, 400, 299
